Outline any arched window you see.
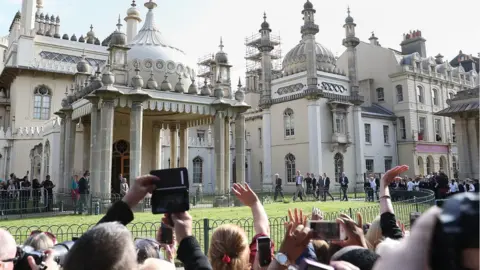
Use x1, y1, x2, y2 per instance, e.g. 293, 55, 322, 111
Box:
417, 157, 424, 176
283, 108, 295, 137
33, 85, 52, 120
426, 156, 434, 175
44, 140, 50, 176
452, 156, 458, 178
432, 89, 439, 106
192, 156, 203, 184
285, 153, 296, 183
376, 87, 384, 102
416, 85, 424, 103
396, 85, 403, 102
439, 156, 447, 172
334, 153, 344, 182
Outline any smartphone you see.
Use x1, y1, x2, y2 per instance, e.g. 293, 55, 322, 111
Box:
309, 221, 346, 241
410, 212, 421, 227
362, 224, 370, 234
160, 223, 173, 245
150, 168, 190, 214
256, 236, 272, 267
299, 259, 334, 270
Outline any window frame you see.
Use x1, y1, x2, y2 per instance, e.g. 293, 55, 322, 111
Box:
283, 108, 295, 138
365, 159, 374, 173
399, 117, 406, 139
376, 87, 385, 102
434, 118, 442, 142
192, 156, 203, 184
384, 157, 393, 171
396, 85, 403, 102
364, 123, 371, 143
285, 153, 296, 183
418, 117, 426, 141
432, 88, 439, 106
334, 153, 344, 182
33, 85, 52, 120
383, 125, 390, 144
417, 85, 424, 103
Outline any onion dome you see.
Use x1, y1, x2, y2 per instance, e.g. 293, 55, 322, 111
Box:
187, 79, 197, 94
92, 66, 103, 90
50, 15, 55, 22
131, 68, 144, 89
282, 41, 336, 75
101, 64, 115, 86
146, 70, 158, 89
345, 7, 354, 23
94, 38, 100, 45
214, 37, 228, 64
78, 35, 85, 43
66, 86, 75, 104
126, 0, 141, 18
76, 52, 91, 74
213, 75, 224, 99
110, 16, 127, 46
260, 12, 270, 30
56, 15, 60, 23
70, 34, 77, 41
174, 76, 184, 93
200, 79, 211, 96
62, 34, 69, 40
304, 0, 313, 9
86, 25, 95, 44
160, 75, 172, 91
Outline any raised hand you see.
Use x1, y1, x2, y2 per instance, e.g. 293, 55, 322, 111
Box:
287, 208, 308, 226
333, 213, 368, 248
311, 207, 324, 221
122, 175, 159, 208
232, 183, 259, 207
381, 165, 409, 186
278, 222, 313, 264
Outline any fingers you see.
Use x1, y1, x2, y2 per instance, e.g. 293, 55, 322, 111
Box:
288, 209, 294, 222
284, 222, 294, 238
137, 175, 160, 185
245, 183, 253, 192
356, 213, 363, 227
27, 256, 38, 270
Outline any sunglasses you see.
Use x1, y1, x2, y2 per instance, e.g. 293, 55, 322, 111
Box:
30, 230, 57, 245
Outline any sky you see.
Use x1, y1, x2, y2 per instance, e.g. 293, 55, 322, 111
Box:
1, 0, 478, 84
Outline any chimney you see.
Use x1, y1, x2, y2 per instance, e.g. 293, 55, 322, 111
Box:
400, 30, 427, 57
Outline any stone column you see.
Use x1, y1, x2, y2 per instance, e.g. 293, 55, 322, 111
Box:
82, 122, 91, 172
153, 126, 162, 169
69, 119, 77, 184
130, 101, 144, 182
352, 106, 365, 186
235, 113, 246, 184
456, 118, 471, 179
467, 117, 479, 178
224, 119, 231, 193
63, 110, 73, 190
262, 110, 272, 188
99, 99, 115, 198
169, 125, 178, 168
307, 99, 323, 176
88, 98, 101, 194
179, 127, 189, 168
58, 115, 66, 191
246, 149, 252, 185
214, 111, 226, 194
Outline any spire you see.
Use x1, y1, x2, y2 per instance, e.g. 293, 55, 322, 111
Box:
131, 0, 136, 7
116, 14, 122, 30
219, 37, 224, 51
237, 77, 242, 88
345, 6, 354, 24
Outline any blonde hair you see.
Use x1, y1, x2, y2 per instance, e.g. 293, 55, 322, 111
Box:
312, 240, 330, 264
365, 216, 383, 249
208, 224, 250, 270
139, 258, 176, 270
23, 232, 54, 250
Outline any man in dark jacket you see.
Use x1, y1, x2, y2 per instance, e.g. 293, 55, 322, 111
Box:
78, 171, 90, 214
339, 172, 349, 201
42, 175, 55, 212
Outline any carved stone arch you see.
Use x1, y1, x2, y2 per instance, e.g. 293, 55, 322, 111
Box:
33, 84, 53, 95
192, 156, 203, 184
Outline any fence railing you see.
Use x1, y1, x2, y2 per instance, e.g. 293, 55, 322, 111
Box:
1, 189, 436, 253
0, 186, 375, 220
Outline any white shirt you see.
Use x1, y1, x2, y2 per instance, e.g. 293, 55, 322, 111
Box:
449, 182, 458, 193
407, 181, 415, 191
369, 179, 376, 189
469, 184, 475, 192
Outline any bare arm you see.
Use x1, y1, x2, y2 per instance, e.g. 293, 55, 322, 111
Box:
379, 177, 394, 214
250, 201, 270, 235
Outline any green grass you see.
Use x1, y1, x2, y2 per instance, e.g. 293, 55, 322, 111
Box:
0, 200, 373, 228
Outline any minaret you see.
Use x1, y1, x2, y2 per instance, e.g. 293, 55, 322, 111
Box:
124, 0, 142, 43
20, 0, 35, 31
301, 0, 319, 90
258, 12, 273, 107
342, 7, 361, 96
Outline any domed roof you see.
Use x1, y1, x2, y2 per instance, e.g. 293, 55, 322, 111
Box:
127, 0, 141, 17
214, 38, 228, 64
304, 0, 313, 9
110, 16, 127, 46
282, 40, 336, 75
127, 0, 195, 92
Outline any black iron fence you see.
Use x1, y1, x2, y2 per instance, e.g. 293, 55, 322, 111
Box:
2, 189, 435, 253
0, 186, 375, 220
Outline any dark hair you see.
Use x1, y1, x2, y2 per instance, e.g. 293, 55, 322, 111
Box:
84, 171, 90, 177
135, 238, 161, 264
331, 247, 379, 270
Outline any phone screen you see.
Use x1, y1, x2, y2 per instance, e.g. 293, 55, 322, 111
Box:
410, 212, 421, 227
150, 168, 190, 214
310, 221, 344, 240
160, 224, 173, 245
256, 236, 272, 267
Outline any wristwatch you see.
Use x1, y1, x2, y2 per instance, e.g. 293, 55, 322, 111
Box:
274, 252, 289, 267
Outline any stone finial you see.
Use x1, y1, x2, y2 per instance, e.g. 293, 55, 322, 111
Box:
92, 65, 103, 90
187, 79, 198, 94
160, 75, 172, 91
70, 34, 77, 41
174, 76, 184, 93
78, 35, 85, 43
214, 84, 224, 99
200, 78, 211, 96
131, 67, 144, 89
101, 63, 115, 86
146, 70, 158, 90
235, 87, 245, 103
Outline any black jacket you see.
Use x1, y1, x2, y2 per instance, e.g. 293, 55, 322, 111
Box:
97, 201, 212, 270
78, 177, 90, 194
340, 176, 349, 187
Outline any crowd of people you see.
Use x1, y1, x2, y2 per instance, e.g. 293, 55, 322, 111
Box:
0, 164, 478, 270
0, 173, 55, 215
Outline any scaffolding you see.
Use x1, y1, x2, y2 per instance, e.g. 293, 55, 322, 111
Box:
197, 53, 216, 79
244, 32, 282, 74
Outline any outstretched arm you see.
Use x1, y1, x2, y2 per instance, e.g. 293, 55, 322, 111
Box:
232, 183, 269, 235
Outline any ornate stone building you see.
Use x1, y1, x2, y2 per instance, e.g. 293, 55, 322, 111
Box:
0, 0, 249, 197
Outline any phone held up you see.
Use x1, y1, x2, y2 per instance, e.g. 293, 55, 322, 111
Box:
309, 221, 346, 241
256, 236, 272, 267
150, 167, 190, 215
159, 223, 173, 245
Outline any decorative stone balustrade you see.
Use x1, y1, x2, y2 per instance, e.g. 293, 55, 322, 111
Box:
0, 117, 62, 139
31, 58, 77, 74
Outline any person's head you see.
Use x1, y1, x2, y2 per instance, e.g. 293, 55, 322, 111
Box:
365, 216, 382, 249
296, 170, 300, 176
122, 178, 127, 184
342, 172, 346, 177
135, 238, 161, 264
84, 171, 90, 178
208, 224, 250, 270
306, 173, 310, 177
46, 175, 50, 180
323, 173, 326, 177
23, 231, 56, 250
331, 246, 379, 270
139, 258, 176, 270
368, 174, 374, 180
274, 174, 279, 179
0, 229, 17, 270
312, 240, 330, 264
63, 222, 137, 270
